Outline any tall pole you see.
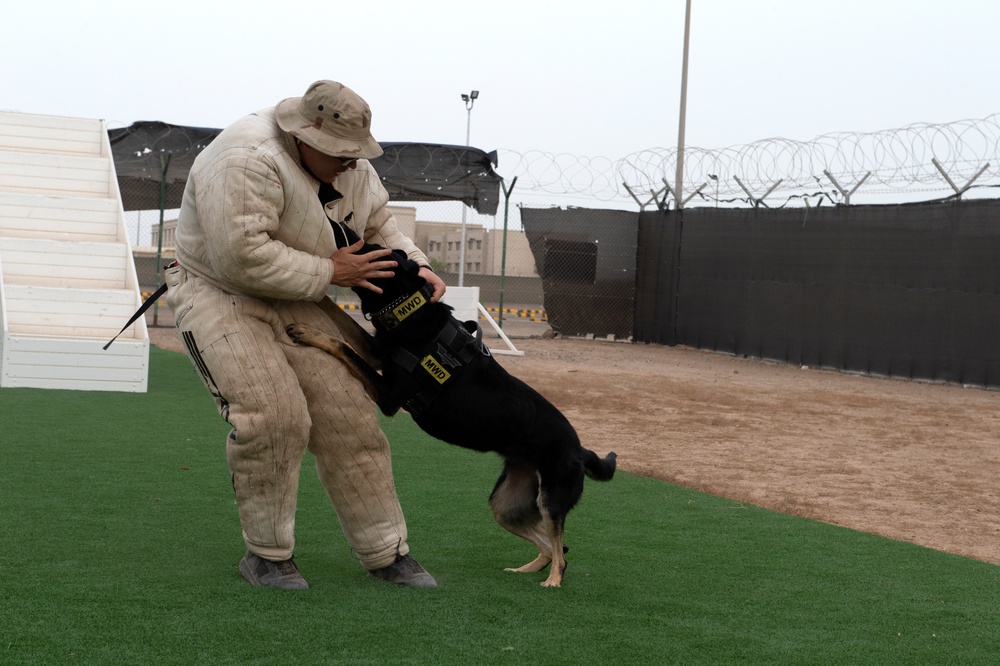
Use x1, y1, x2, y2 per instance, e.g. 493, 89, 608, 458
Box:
674, 0, 692, 209
458, 90, 478, 286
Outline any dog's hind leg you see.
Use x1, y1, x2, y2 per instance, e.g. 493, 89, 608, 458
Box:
534, 466, 586, 588
536, 494, 567, 588
286, 323, 402, 416
489, 462, 556, 574
316, 296, 383, 370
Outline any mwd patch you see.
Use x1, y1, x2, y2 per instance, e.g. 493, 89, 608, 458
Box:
419, 354, 452, 384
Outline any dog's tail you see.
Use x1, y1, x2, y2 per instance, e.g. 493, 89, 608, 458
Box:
584, 450, 617, 481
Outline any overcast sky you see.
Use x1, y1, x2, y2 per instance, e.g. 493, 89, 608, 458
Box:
3, 0, 998, 211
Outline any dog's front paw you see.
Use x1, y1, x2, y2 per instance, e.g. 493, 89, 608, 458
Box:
286, 323, 316, 345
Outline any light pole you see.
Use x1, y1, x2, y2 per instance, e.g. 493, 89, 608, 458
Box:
674, 0, 692, 209
458, 89, 478, 286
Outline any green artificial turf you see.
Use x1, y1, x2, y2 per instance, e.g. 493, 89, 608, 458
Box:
1, 346, 999, 664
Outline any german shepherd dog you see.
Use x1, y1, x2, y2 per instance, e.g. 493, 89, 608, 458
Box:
286, 223, 616, 587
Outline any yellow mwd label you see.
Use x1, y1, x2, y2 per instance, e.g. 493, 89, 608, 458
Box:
393, 292, 426, 322
420, 355, 451, 384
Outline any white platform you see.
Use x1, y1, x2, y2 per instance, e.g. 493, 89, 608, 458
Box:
0, 110, 148, 392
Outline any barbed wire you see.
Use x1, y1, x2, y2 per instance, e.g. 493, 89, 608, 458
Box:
498, 113, 1000, 205
110, 114, 1000, 210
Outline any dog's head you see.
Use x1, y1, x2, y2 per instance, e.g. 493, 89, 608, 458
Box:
331, 221, 428, 316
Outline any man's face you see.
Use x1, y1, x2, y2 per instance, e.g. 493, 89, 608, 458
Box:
297, 140, 358, 183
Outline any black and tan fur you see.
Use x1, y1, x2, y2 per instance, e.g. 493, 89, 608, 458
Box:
287, 224, 616, 587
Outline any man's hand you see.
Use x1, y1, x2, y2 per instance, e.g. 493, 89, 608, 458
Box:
330, 239, 397, 294
419, 267, 447, 303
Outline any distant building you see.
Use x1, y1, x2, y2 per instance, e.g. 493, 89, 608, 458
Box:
485, 225, 536, 278
415, 220, 486, 275
402, 208, 537, 278
149, 218, 177, 248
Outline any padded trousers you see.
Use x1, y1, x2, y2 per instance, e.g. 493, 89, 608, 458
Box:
164, 264, 408, 569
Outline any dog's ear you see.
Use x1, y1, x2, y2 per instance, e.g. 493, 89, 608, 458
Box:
331, 221, 362, 249
391, 250, 420, 273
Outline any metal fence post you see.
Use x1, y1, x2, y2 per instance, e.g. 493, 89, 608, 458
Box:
152, 152, 171, 327
498, 176, 518, 328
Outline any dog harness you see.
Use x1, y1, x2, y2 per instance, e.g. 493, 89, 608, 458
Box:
387, 315, 489, 417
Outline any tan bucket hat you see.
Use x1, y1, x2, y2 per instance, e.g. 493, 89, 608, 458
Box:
275, 80, 383, 159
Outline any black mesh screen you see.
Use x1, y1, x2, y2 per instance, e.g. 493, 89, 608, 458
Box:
109, 123, 500, 214
521, 207, 638, 339
637, 199, 1000, 387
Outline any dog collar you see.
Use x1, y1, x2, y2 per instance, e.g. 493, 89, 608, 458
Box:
370, 283, 436, 331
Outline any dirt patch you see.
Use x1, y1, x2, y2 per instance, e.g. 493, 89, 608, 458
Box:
147, 326, 1000, 566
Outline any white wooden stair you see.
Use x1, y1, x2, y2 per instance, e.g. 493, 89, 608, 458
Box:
0, 111, 148, 392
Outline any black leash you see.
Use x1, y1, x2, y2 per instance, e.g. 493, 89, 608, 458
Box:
102, 279, 169, 350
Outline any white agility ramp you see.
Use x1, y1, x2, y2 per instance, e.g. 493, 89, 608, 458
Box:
0, 111, 149, 391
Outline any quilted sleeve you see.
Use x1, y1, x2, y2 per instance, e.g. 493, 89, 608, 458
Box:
195, 153, 334, 301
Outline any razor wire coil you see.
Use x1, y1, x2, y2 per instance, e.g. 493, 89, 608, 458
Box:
497, 113, 1000, 205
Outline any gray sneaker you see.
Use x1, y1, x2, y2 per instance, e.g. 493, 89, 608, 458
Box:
368, 555, 437, 588
239, 551, 309, 590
